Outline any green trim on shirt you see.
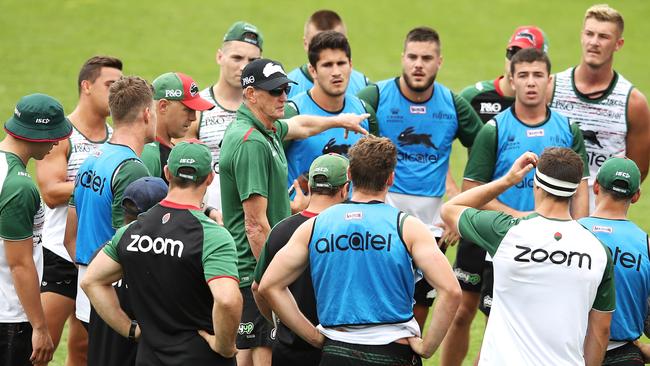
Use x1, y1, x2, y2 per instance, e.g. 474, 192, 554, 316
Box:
458, 208, 524, 256
110, 160, 150, 229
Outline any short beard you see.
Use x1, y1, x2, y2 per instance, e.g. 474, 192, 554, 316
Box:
402, 72, 436, 93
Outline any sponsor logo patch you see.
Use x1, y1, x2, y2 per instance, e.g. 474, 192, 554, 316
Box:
409, 105, 426, 114
345, 212, 362, 220
238, 322, 254, 335
165, 89, 183, 98
592, 225, 613, 233
526, 129, 544, 137
162, 213, 171, 224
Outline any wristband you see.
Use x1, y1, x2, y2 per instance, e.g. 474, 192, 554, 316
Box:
128, 320, 138, 341
204, 206, 216, 217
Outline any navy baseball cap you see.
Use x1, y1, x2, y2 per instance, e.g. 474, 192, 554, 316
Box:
121, 177, 168, 215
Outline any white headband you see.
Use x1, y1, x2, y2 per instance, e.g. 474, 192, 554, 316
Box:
533, 170, 579, 197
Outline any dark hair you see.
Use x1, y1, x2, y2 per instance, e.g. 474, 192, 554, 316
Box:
310, 175, 347, 196
306, 10, 343, 32
108, 76, 154, 123
77, 56, 123, 95
348, 136, 397, 192
537, 147, 583, 201
307, 30, 351, 67
404, 27, 441, 50
169, 167, 209, 188
510, 48, 551, 75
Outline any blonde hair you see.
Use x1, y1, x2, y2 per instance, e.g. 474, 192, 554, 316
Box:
584, 4, 624, 34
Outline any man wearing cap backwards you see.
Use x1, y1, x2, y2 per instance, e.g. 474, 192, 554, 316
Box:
86, 176, 167, 366
441, 147, 614, 365
34, 55, 122, 366
142, 72, 214, 183
285, 31, 374, 192
0, 93, 72, 365
441, 26, 548, 365
251, 153, 350, 366
186, 21, 263, 214
357, 26, 483, 329
220, 57, 368, 366
259, 136, 461, 366
579, 157, 650, 366
549, 4, 650, 212
287, 9, 371, 99
82, 141, 241, 366
64, 76, 155, 334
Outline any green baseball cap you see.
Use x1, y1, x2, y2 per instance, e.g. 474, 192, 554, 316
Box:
596, 157, 641, 196
309, 153, 349, 189
153, 72, 214, 111
5, 94, 73, 142
167, 140, 212, 181
223, 21, 264, 50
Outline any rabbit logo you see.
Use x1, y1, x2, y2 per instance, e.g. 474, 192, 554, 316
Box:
397, 127, 438, 149
322, 138, 351, 155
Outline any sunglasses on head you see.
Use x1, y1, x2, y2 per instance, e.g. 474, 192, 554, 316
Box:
267, 85, 291, 97
506, 47, 522, 61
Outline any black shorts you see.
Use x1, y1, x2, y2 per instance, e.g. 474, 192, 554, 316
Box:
477, 263, 493, 316
320, 339, 421, 366
236, 287, 274, 349
413, 239, 444, 307
136, 334, 236, 366
40, 247, 78, 300
453, 239, 489, 293
272, 340, 321, 366
603, 342, 644, 366
0, 322, 32, 366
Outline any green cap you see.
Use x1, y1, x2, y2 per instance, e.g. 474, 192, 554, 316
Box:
223, 21, 264, 50
309, 153, 349, 189
5, 94, 73, 142
596, 157, 641, 196
167, 140, 213, 181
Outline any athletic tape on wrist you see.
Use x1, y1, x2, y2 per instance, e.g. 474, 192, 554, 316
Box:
533, 170, 579, 197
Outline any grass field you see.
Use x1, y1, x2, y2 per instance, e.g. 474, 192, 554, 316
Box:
2, 0, 650, 365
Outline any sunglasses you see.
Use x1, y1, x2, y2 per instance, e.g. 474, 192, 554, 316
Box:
267, 85, 291, 97
506, 47, 522, 61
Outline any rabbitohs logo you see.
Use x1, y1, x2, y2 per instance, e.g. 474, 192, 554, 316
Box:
190, 82, 199, 96
262, 63, 286, 77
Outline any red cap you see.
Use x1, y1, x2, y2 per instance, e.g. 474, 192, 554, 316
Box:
507, 26, 548, 53
176, 73, 214, 111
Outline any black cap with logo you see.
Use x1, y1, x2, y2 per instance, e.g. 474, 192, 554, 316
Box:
240, 58, 297, 91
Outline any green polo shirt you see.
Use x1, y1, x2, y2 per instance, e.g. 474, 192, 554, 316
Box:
219, 104, 291, 288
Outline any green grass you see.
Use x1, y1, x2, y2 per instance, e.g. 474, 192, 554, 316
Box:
2, 1, 649, 365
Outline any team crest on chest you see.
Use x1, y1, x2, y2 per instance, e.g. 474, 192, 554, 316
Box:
162, 213, 171, 224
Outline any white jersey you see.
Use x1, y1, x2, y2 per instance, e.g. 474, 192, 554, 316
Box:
458, 209, 614, 366
41, 125, 111, 261
198, 86, 238, 209
550, 67, 633, 209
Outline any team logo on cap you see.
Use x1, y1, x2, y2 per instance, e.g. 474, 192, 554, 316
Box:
190, 82, 199, 97
262, 63, 286, 77
515, 30, 537, 46
14, 107, 21, 117
35, 118, 50, 124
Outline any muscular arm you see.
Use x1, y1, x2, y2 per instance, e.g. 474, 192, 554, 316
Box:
625, 88, 650, 182
570, 179, 589, 219
35, 140, 72, 208
80, 251, 137, 339
461, 179, 532, 217
583, 310, 611, 366
206, 277, 242, 358
251, 281, 273, 321
258, 220, 323, 348
404, 216, 461, 358
5, 237, 54, 363
63, 206, 78, 261
283, 113, 369, 141
242, 194, 271, 260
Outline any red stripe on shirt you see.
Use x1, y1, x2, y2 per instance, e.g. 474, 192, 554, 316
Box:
159, 199, 200, 210
493, 76, 506, 97
301, 210, 318, 218
207, 275, 240, 284
242, 127, 255, 142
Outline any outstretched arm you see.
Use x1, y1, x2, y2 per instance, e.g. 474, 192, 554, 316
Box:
284, 113, 369, 141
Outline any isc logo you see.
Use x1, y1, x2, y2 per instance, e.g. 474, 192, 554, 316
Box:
126, 234, 184, 257
35, 118, 50, 124
480, 103, 502, 114
165, 89, 183, 98
179, 158, 195, 164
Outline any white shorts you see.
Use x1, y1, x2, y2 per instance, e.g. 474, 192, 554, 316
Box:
386, 192, 443, 237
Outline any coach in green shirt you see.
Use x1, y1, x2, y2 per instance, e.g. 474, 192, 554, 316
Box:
219, 58, 367, 361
